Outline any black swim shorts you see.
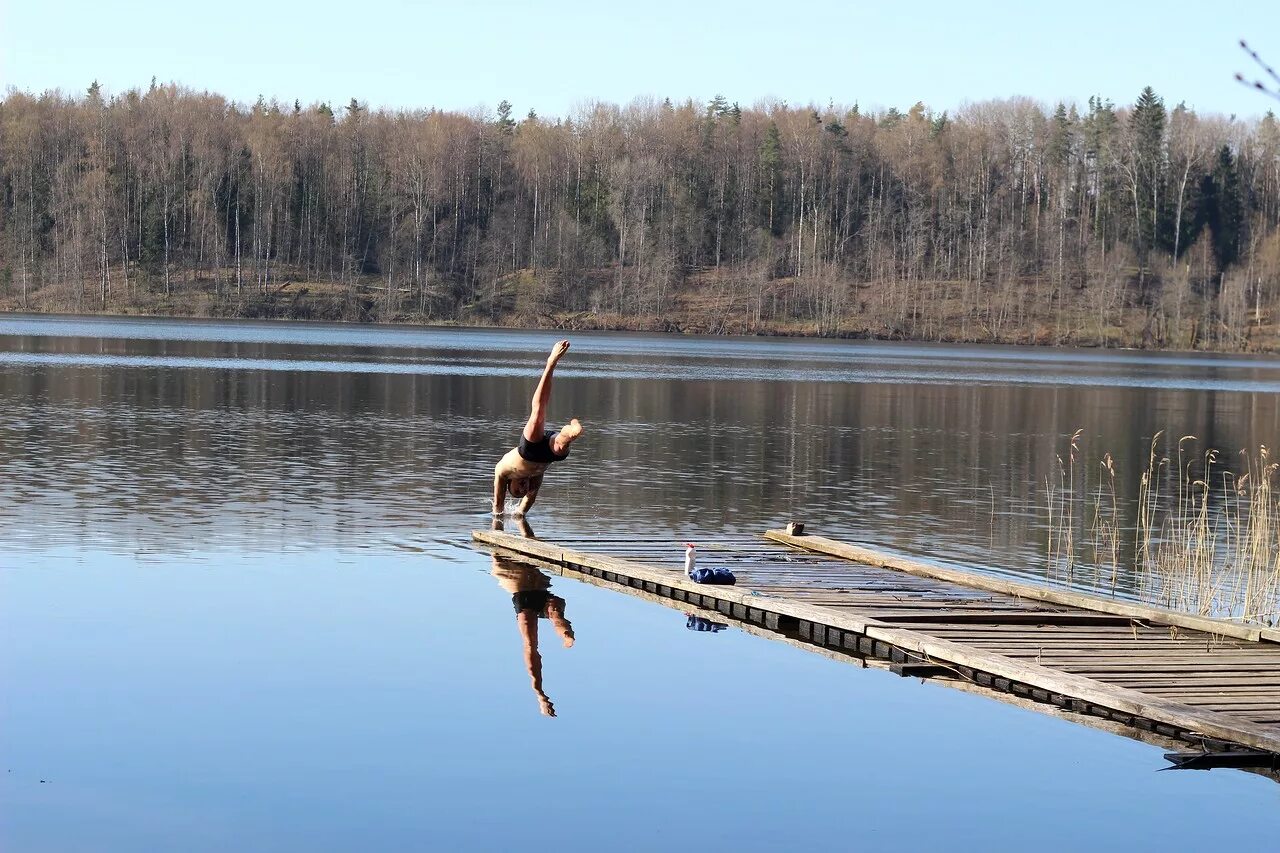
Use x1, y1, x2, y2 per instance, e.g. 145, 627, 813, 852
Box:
512, 589, 551, 616
517, 431, 569, 464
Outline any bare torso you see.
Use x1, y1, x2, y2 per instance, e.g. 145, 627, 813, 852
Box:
494, 447, 548, 482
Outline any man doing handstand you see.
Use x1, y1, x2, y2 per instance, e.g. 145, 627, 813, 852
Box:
492, 340, 583, 517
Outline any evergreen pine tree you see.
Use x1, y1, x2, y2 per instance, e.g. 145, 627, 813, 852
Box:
758, 121, 785, 235
495, 100, 516, 135
1129, 86, 1168, 257
1210, 145, 1243, 269
1048, 103, 1072, 167
930, 111, 949, 139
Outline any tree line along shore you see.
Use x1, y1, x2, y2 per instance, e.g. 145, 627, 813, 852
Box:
2, 83, 1279, 350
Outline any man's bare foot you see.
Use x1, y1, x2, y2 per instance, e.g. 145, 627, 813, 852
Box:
552, 418, 583, 455
547, 339, 570, 366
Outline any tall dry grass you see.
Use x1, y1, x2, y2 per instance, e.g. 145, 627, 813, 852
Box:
1044, 430, 1280, 625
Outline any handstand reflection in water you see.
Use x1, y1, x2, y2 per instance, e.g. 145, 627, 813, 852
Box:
491, 517, 575, 716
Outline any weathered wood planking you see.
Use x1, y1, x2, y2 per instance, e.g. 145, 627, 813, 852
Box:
472, 528, 1280, 756
486, 540, 1280, 779
764, 529, 1280, 643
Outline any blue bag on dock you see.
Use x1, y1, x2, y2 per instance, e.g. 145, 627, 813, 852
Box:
689, 567, 736, 585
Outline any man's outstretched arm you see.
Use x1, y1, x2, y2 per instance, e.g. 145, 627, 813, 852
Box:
492, 471, 508, 515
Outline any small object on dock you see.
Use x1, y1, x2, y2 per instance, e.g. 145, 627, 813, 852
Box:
785, 521, 806, 536
684, 543, 737, 585
689, 568, 737, 585
686, 614, 728, 633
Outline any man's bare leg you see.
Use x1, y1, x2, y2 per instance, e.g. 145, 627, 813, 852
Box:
524, 340, 570, 442
547, 598, 575, 648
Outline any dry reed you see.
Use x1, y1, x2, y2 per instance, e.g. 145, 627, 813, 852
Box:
1043, 430, 1280, 625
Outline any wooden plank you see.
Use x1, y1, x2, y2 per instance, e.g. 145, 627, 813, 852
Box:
952, 649, 1258, 659
1106, 678, 1280, 688
878, 612, 1139, 626
1143, 688, 1280, 696
938, 627, 1245, 636
764, 530, 1268, 643
957, 641, 1259, 651
1064, 664, 1280, 673
474, 529, 1280, 754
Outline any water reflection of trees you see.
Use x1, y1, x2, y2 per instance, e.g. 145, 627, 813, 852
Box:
0, 336, 1275, 608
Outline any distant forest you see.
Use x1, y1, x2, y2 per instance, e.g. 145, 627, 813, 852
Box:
2, 82, 1279, 349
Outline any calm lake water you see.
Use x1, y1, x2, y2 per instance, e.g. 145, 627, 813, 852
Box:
3, 315, 1280, 851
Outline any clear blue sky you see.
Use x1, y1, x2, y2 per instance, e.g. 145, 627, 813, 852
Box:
2, 0, 1277, 118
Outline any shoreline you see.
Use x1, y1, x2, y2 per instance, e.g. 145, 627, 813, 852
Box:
1, 303, 1272, 358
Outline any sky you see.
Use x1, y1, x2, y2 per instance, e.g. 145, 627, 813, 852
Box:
1, 0, 1277, 119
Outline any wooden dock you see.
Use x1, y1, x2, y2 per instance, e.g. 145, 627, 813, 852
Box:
473, 527, 1280, 761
